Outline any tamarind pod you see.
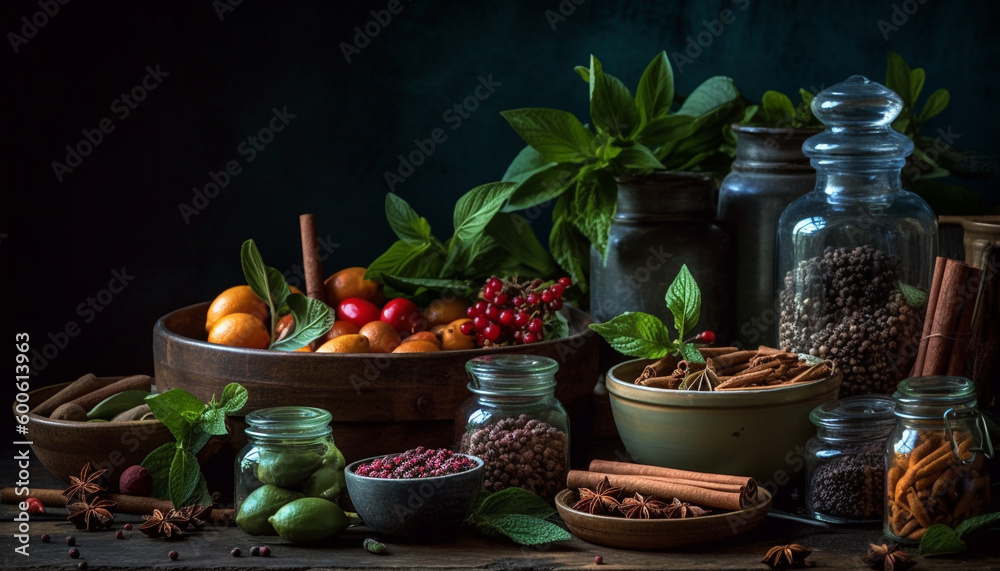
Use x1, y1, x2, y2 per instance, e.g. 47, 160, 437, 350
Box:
895, 442, 950, 500
908, 439, 937, 469
907, 490, 932, 528
907, 527, 927, 540
899, 519, 921, 537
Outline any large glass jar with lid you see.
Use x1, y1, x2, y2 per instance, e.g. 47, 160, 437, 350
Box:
457, 354, 569, 503
884, 376, 993, 544
805, 395, 896, 523
776, 76, 938, 397
234, 407, 345, 536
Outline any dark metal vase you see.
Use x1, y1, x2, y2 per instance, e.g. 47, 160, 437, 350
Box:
590, 172, 734, 344
716, 125, 818, 348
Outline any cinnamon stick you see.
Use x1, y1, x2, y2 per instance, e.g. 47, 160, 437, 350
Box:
68, 375, 152, 411
698, 346, 739, 358
588, 459, 757, 504
299, 213, 328, 305
0, 487, 233, 524
912, 257, 948, 375
705, 350, 755, 372
639, 356, 678, 382
568, 470, 745, 511
32, 373, 103, 417
946, 264, 983, 375
922, 260, 976, 376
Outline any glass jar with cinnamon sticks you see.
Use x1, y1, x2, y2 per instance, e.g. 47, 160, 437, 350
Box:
884, 376, 993, 544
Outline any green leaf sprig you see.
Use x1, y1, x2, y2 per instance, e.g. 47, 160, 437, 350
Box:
918, 511, 1000, 557
240, 239, 334, 351
365, 186, 558, 301
500, 52, 746, 290
141, 383, 248, 509
588, 264, 706, 363
464, 487, 572, 546
742, 88, 822, 129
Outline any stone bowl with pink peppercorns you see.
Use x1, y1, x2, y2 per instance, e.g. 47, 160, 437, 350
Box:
345, 447, 484, 539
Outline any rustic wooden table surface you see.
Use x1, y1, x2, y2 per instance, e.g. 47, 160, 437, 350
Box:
3, 449, 998, 570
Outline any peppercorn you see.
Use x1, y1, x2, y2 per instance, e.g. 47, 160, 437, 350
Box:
77, 562, 88, 570
231, 547, 241, 557
594, 554, 603, 564
40, 534, 50, 543
66, 536, 76, 546
168, 550, 179, 561
115, 530, 125, 540
123, 523, 133, 531
260, 546, 271, 557
68, 547, 80, 559
250, 546, 261, 556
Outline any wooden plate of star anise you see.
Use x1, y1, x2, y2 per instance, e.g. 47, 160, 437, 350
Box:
554, 487, 772, 550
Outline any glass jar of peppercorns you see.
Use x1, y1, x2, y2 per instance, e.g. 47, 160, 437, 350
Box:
805, 395, 896, 523
234, 407, 346, 535
776, 75, 937, 397
457, 354, 569, 503
884, 376, 993, 544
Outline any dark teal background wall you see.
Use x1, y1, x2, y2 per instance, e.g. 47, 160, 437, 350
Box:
3, 0, 998, 386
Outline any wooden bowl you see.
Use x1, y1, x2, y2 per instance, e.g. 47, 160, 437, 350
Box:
25, 378, 174, 485
153, 302, 599, 463
555, 487, 772, 550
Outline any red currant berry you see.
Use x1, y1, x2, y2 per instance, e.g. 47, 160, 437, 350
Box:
514, 311, 529, 327
550, 283, 564, 297
512, 296, 525, 307
474, 300, 488, 314
526, 293, 539, 305
528, 318, 543, 333
550, 298, 564, 310
473, 315, 489, 330
558, 277, 572, 288
459, 321, 474, 336
493, 292, 508, 306
483, 323, 501, 342
484, 305, 500, 320
513, 330, 524, 342
499, 309, 514, 326
541, 291, 553, 303
523, 332, 538, 344
487, 277, 503, 291
698, 330, 716, 343
483, 286, 496, 300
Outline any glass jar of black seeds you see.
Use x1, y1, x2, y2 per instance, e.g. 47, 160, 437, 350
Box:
805, 396, 896, 523
776, 76, 937, 397
457, 354, 569, 503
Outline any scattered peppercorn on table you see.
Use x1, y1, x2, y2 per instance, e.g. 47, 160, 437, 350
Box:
3, 453, 999, 570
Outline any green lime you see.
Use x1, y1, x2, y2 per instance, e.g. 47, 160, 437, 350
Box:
303, 464, 346, 501
268, 497, 349, 543
255, 448, 324, 487
321, 441, 346, 471
236, 484, 303, 536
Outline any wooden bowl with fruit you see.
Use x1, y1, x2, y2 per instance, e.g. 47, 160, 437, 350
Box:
154, 255, 598, 463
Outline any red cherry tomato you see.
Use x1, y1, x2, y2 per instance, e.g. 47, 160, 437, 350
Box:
337, 297, 381, 328
380, 297, 425, 334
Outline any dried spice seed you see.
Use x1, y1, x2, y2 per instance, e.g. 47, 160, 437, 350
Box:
40, 534, 50, 543
139, 509, 187, 539
250, 546, 261, 556
67, 497, 117, 531
808, 442, 884, 520
573, 477, 623, 515
231, 547, 241, 557
354, 447, 477, 478
123, 523, 133, 531
66, 536, 76, 546
77, 562, 88, 570
115, 530, 124, 540
168, 550, 179, 561
862, 543, 915, 571
63, 463, 108, 502
594, 555, 603, 564
260, 546, 271, 557
761, 544, 811, 570
620, 493, 669, 520
68, 547, 80, 559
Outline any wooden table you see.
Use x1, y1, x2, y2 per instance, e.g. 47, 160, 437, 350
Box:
3, 448, 998, 570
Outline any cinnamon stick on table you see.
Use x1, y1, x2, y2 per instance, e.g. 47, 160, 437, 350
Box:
567, 470, 746, 511
587, 459, 757, 507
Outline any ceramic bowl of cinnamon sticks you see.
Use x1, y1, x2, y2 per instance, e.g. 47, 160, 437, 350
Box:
605, 346, 842, 487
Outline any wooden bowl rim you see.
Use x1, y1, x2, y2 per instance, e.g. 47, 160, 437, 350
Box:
155, 302, 595, 359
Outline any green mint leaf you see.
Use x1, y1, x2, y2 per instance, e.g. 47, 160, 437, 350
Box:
474, 487, 556, 519
635, 51, 674, 125
240, 239, 291, 336
140, 442, 176, 499
145, 389, 205, 442
898, 281, 929, 310
954, 511, 1000, 538
187, 472, 212, 508
761, 90, 796, 124
566, 170, 617, 260
501, 145, 552, 184
548, 215, 590, 293
366, 240, 436, 282
885, 51, 912, 111
680, 342, 705, 364
589, 55, 640, 138
452, 182, 517, 243
218, 382, 248, 414
168, 447, 200, 509
918, 523, 967, 557
909, 67, 926, 106
271, 293, 335, 351
385, 192, 432, 245
197, 407, 227, 437
615, 145, 665, 173
479, 514, 572, 545
545, 310, 570, 342
676, 76, 740, 119
589, 312, 674, 358
504, 161, 574, 212
638, 114, 696, 147
379, 274, 474, 299
183, 425, 213, 456
665, 264, 701, 341
486, 213, 557, 276
500, 108, 596, 163
573, 65, 590, 83
917, 88, 949, 124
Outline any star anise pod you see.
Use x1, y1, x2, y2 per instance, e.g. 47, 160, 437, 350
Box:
661, 497, 711, 519
761, 543, 812, 570
167, 505, 213, 531
572, 477, 623, 515
62, 463, 108, 502
620, 493, 669, 519
861, 543, 916, 571
67, 497, 117, 531
139, 509, 188, 539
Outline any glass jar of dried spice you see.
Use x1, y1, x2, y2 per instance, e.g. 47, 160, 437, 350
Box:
884, 376, 993, 544
457, 354, 569, 503
805, 396, 896, 523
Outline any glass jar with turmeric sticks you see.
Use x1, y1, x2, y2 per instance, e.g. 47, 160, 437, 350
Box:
884, 376, 994, 544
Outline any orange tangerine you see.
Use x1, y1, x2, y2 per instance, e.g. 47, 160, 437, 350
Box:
207, 313, 270, 349
324, 267, 384, 307
359, 320, 401, 353
393, 340, 440, 353
316, 334, 371, 354
422, 298, 471, 327
402, 331, 441, 348
440, 318, 475, 351
205, 285, 267, 332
